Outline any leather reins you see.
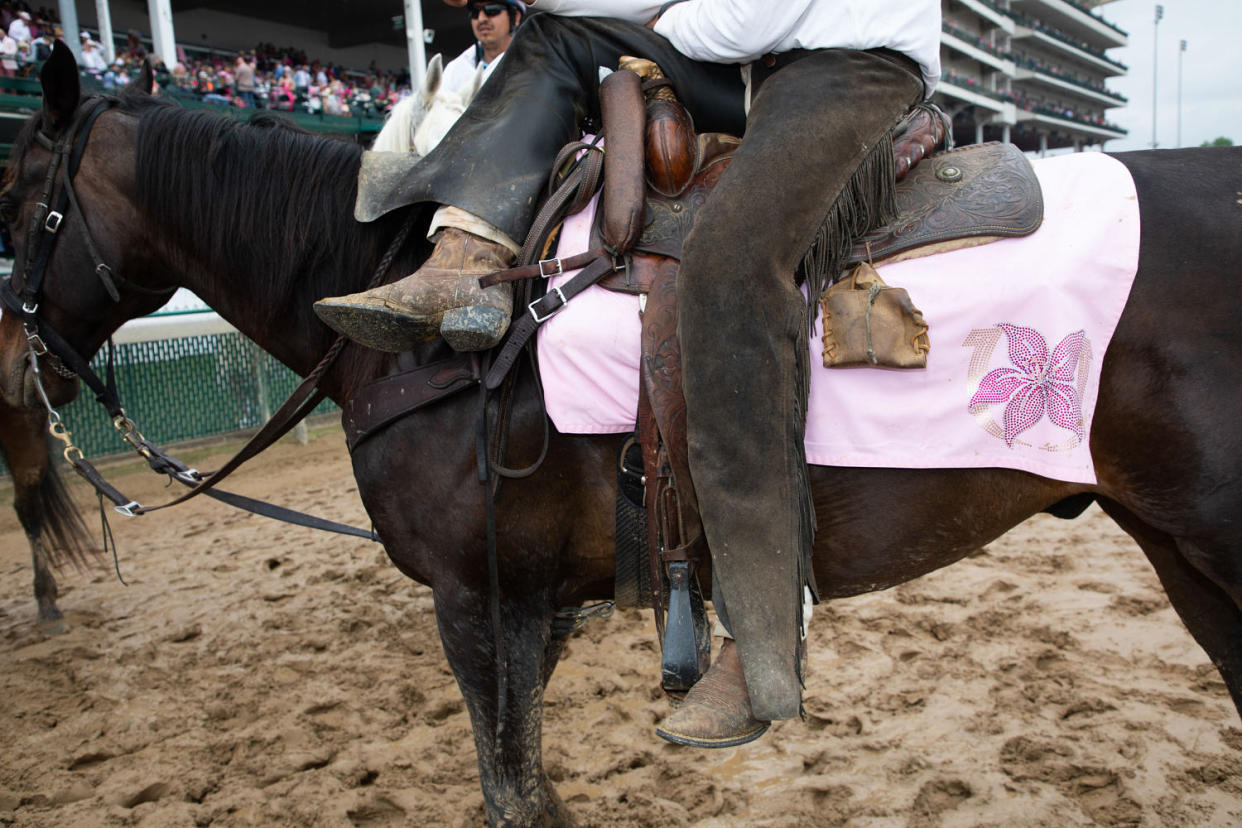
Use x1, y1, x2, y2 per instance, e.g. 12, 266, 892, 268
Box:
0, 95, 410, 541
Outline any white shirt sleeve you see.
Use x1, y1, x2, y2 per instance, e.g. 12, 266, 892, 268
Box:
529, 0, 819, 64
440, 46, 479, 96
526, 0, 664, 24
653, 0, 815, 62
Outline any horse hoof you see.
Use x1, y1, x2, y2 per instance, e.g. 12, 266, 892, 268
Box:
38, 617, 69, 636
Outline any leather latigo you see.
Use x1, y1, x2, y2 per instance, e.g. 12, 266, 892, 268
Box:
846, 142, 1044, 267
599, 69, 647, 254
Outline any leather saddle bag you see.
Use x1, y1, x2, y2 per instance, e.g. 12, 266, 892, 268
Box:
821, 261, 930, 369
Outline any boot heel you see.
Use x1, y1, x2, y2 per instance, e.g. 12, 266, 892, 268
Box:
441, 306, 511, 352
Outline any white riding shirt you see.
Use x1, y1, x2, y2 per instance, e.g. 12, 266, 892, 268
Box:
528, 0, 941, 97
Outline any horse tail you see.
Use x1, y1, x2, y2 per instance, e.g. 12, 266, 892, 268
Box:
371, 94, 423, 154
28, 439, 99, 572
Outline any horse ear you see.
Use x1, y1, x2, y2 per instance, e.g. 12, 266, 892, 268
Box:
465, 62, 486, 104
135, 59, 154, 95
40, 40, 80, 130
423, 53, 443, 103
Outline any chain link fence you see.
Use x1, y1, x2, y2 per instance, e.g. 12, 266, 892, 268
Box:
2, 310, 337, 477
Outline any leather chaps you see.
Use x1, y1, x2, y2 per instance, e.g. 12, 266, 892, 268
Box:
384, 15, 926, 722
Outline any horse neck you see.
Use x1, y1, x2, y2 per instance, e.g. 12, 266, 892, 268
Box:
132, 109, 425, 398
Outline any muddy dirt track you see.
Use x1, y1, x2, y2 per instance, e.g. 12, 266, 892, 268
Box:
1, 427, 1239, 827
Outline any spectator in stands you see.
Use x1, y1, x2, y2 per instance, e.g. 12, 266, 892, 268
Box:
217, 60, 233, 94
270, 72, 295, 111
33, 30, 51, 61
101, 61, 126, 91
7, 10, 30, 44
321, 77, 345, 115
234, 52, 256, 107
292, 63, 310, 98
171, 57, 190, 87
80, 33, 107, 73
441, 0, 525, 94
305, 82, 322, 113
124, 28, 142, 59
0, 31, 16, 77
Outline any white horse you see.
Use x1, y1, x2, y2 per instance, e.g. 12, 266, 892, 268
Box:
370, 53, 486, 156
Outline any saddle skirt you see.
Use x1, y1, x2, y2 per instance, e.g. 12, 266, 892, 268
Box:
537, 151, 1141, 486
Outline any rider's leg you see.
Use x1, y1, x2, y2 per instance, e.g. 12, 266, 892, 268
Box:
660, 48, 925, 746
314, 15, 744, 353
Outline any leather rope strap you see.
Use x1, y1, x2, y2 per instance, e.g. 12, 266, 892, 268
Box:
119, 213, 417, 518
477, 248, 605, 288
11, 209, 416, 537
484, 254, 620, 391
524, 138, 605, 261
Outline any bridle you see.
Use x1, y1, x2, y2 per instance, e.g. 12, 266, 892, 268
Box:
1, 95, 175, 405
0, 94, 383, 542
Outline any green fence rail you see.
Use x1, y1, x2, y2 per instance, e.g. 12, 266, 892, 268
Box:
1, 329, 338, 477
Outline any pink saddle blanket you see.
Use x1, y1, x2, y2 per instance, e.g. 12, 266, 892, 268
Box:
536, 152, 1140, 485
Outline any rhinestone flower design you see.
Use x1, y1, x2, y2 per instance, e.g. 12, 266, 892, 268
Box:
969, 323, 1086, 447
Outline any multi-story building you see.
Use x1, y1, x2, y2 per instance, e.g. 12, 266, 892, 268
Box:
937, 0, 1129, 154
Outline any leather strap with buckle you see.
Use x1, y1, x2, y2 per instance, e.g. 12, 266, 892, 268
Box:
484, 253, 622, 391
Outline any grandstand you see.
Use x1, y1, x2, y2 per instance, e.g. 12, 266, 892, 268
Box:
0, 0, 488, 158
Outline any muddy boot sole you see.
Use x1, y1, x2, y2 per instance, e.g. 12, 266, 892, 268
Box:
440, 306, 511, 352
314, 298, 441, 353
655, 718, 768, 749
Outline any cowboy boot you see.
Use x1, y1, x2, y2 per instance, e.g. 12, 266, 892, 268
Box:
655, 638, 769, 748
314, 227, 514, 353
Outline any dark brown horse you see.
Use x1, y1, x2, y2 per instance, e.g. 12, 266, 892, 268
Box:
0, 309, 92, 633
3, 49, 1239, 826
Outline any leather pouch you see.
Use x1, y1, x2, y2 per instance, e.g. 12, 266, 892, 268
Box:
821, 262, 930, 369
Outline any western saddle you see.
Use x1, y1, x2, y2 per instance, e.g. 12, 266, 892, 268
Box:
347, 58, 1045, 693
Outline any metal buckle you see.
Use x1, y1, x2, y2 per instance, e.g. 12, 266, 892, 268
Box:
113, 501, 142, 517
24, 324, 48, 356
552, 601, 615, 636
174, 468, 203, 485
44, 210, 64, 234
537, 257, 563, 278
528, 287, 567, 323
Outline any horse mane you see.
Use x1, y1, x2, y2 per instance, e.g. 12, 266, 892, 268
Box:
129, 96, 412, 332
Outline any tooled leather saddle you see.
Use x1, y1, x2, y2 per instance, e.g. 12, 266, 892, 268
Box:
341, 59, 1047, 691
476, 61, 1045, 693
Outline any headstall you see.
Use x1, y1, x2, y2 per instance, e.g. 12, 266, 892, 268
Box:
0, 95, 378, 542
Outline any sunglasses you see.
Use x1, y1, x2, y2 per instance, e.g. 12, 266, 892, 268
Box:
468, 4, 508, 19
